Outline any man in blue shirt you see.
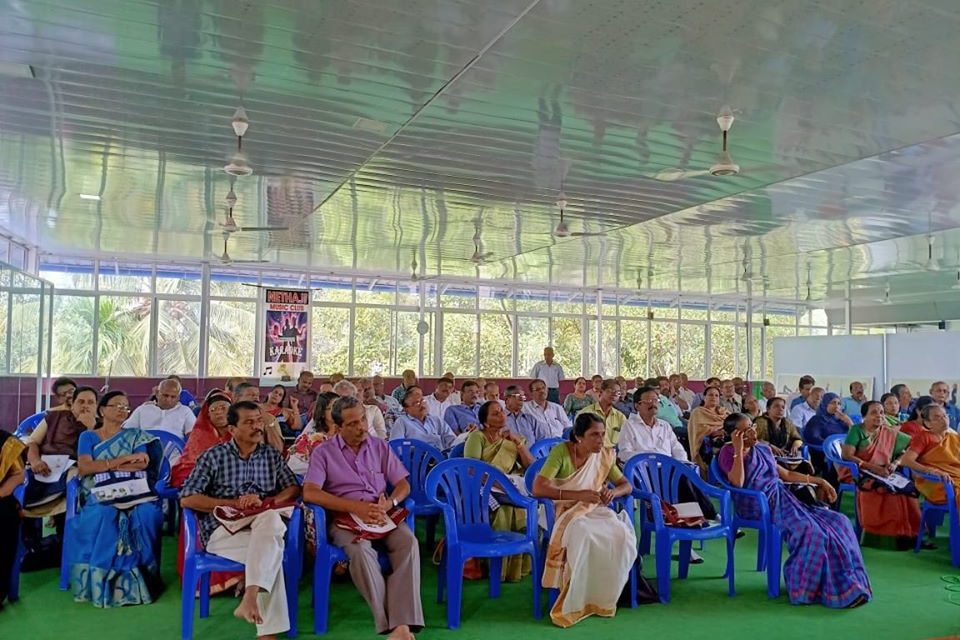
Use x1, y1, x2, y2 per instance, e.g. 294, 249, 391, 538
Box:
390, 385, 456, 452
789, 375, 816, 409
444, 380, 481, 434
656, 377, 685, 433
841, 381, 867, 418
930, 381, 960, 430
503, 384, 549, 444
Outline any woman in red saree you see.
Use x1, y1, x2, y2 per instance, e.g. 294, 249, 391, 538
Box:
171, 394, 243, 595
840, 400, 920, 547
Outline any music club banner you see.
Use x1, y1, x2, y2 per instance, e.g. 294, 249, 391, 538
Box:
259, 288, 310, 381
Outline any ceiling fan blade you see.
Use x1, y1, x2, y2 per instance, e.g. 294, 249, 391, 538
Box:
647, 168, 711, 182
569, 231, 606, 237
237, 226, 290, 232
230, 259, 271, 264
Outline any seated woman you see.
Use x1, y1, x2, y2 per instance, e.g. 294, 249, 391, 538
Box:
754, 397, 804, 456
69, 390, 164, 607
0, 428, 25, 606
841, 400, 920, 549
881, 393, 902, 427
688, 385, 728, 476
741, 394, 760, 420
899, 396, 936, 438
719, 413, 870, 608
802, 392, 853, 480
287, 391, 341, 475
170, 393, 241, 596
263, 384, 302, 440
900, 404, 960, 511
465, 400, 535, 583
532, 413, 636, 628
563, 377, 594, 417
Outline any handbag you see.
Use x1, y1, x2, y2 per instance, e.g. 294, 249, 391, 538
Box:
90, 470, 157, 509
618, 555, 659, 606
659, 501, 708, 528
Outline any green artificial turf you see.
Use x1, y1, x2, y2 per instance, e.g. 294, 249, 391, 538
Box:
5, 528, 960, 640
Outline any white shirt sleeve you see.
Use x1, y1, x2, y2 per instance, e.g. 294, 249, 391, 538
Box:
617, 421, 639, 464
529, 362, 540, 379
182, 408, 196, 436
790, 405, 807, 429
556, 365, 565, 382
368, 406, 387, 439
124, 407, 143, 430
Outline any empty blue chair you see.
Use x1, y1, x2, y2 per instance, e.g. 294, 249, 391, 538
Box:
623, 454, 735, 604
309, 501, 414, 634
529, 437, 563, 460
426, 458, 541, 628
911, 470, 960, 566
13, 411, 45, 439
822, 434, 861, 536
180, 507, 302, 640
147, 430, 185, 535
389, 439, 444, 549
447, 441, 465, 458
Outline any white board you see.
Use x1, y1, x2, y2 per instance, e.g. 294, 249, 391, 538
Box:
773, 335, 886, 400
886, 333, 960, 398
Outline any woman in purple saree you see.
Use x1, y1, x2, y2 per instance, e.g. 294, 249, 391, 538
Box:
719, 413, 871, 609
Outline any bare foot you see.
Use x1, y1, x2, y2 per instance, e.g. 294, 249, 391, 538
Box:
387, 625, 414, 640
233, 589, 263, 625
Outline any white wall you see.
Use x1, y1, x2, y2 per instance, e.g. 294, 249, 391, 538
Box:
773, 335, 885, 398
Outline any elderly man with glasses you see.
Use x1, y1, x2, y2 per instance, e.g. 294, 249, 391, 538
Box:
575, 379, 628, 447
502, 385, 550, 445
389, 385, 456, 452
523, 379, 570, 438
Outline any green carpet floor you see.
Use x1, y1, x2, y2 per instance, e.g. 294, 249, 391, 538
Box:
5, 529, 960, 640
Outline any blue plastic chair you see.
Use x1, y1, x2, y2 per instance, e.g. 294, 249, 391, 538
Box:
623, 454, 735, 604
911, 470, 960, 566
389, 439, 445, 549
9, 482, 27, 602
561, 427, 573, 440
426, 458, 541, 628
58, 475, 81, 590
529, 437, 563, 460
708, 458, 770, 573
309, 500, 414, 634
180, 506, 302, 640
14, 411, 45, 439
822, 434, 861, 536
147, 430, 185, 535
447, 441, 466, 458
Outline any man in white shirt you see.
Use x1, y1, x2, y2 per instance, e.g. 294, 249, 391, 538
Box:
124, 378, 196, 439
483, 381, 504, 408
529, 346, 565, 404
334, 379, 386, 439
791, 386, 823, 431
523, 379, 571, 438
424, 377, 455, 422
675, 373, 696, 412
757, 381, 777, 414
442, 371, 462, 406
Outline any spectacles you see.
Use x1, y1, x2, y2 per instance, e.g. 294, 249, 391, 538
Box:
106, 404, 131, 412
506, 393, 526, 400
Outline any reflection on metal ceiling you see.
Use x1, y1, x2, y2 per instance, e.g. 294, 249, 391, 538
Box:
2, 0, 960, 308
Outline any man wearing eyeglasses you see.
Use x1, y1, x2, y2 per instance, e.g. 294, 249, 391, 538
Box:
124, 378, 196, 440
523, 379, 570, 438
503, 385, 550, 444
575, 379, 628, 447
389, 385, 457, 452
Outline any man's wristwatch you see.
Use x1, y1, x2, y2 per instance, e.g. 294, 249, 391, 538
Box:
391, 497, 399, 509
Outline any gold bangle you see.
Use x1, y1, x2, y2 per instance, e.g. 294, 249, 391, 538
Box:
559, 490, 563, 500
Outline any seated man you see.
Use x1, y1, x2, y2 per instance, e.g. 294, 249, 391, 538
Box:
233, 382, 285, 452
304, 396, 423, 639
523, 379, 570, 438
483, 381, 504, 407
718, 379, 742, 414
444, 380, 481, 435
124, 378, 196, 439
656, 376, 686, 433
334, 380, 386, 439
576, 379, 628, 447
180, 400, 300, 640
504, 385, 550, 444
424, 377, 455, 422
48, 376, 78, 412
390, 385, 456, 451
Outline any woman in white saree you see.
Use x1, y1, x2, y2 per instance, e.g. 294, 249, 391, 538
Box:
532, 413, 637, 627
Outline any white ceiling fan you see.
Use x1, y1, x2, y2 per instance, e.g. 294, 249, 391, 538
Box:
213, 206, 290, 234
409, 249, 439, 282
469, 215, 494, 264
552, 195, 605, 238
216, 235, 269, 265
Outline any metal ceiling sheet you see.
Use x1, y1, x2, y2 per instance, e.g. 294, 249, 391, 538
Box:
1, 0, 960, 307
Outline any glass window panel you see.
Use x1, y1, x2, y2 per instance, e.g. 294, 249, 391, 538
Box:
40, 262, 95, 290
551, 300, 584, 316
751, 326, 763, 380
157, 299, 201, 375
649, 321, 678, 377
710, 324, 736, 379
442, 312, 478, 377
767, 312, 797, 326
552, 317, 583, 377
98, 264, 153, 293
619, 320, 648, 379
439, 286, 477, 310
9, 273, 43, 374
681, 306, 709, 321
617, 301, 649, 318
600, 320, 618, 377
395, 312, 432, 375
585, 318, 597, 376
210, 271, 257, 298
312, 307, 350, 375
515, 294, 550, 313
50, 294, 95, 375
353, 306, 393, 376
764, 325, 798, 380
313, 285, 353, 305
679, 324, 707, 378
711, 309, 737, 323
478, 313, 513, 376
649, 304, 678, 320
518, 316, 549, 377
479, 289, 513, 312
156, 267, 202, 296
96, 295, 151, 376
798, 327, 812, 337
356, 282, 397, 307
208, 300, 256, 376
736, 325, 748, 376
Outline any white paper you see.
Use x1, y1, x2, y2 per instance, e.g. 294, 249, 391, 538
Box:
673, 502, 704, 519
862, 468, 910, 490
35, 455, 74, 483
350, 512, 397, 535
491, 474, 529, 497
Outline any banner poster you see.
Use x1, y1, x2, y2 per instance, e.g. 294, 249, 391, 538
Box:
260, 288, 309, 382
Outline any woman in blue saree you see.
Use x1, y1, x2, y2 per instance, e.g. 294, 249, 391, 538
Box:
719, 413, 871, 608
69, 390, 164, 607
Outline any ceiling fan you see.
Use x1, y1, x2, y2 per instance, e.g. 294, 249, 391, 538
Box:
216, 235, 269, 265
213, 206, 290, 234
409, 249, 439, 282
469, 215, 494, 264
552, 195, 605, 238
872, 282, 894, 305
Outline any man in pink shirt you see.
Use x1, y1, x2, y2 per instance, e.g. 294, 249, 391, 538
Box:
303, 396, 423, 639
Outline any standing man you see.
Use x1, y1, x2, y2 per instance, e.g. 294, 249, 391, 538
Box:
286, 370, 318, 417
503, 385, 550, 444
179, 400, 301, 640
529, 346, 565, 405
841, 381, 867, 418
444, 380, 481, 435
523, 379, 571, 438
124, 378, 196, 439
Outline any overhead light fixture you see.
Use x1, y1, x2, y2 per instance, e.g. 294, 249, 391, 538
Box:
224, 150, 253, 177
79, 193, 101, 201
231, 107, 249, 137
710, 108, 740, 177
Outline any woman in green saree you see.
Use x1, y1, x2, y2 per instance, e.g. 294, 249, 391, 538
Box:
464, 400, 536, 582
